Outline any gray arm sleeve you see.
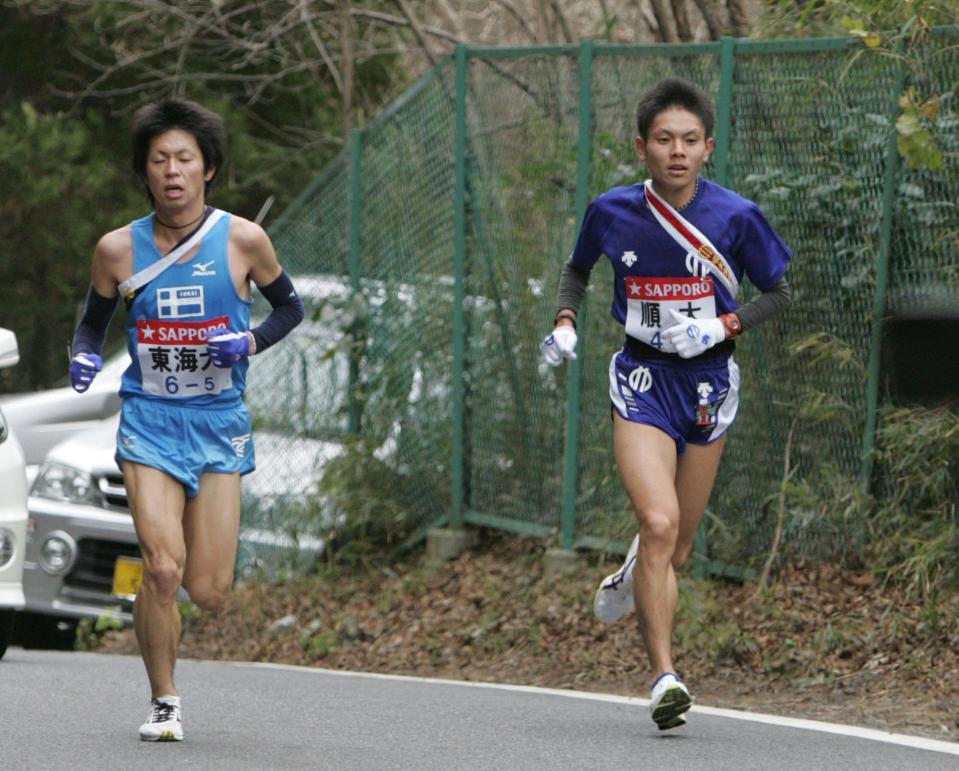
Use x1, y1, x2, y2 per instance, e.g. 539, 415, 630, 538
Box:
555, 258, 592, 316
735, 275, 791, 332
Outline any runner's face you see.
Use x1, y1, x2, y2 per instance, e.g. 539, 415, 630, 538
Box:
635, 107, 713, 203
145, 129, 214, 212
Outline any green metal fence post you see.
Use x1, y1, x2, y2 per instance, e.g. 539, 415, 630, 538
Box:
560, 40, 594, 550
711, 36, 736, 187
860, 46, 905, 491
348, 128, 363, 436
451, 44, 469, 530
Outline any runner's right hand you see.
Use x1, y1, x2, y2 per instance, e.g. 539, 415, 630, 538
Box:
207, 327, 252, 368
541, 326, 578, 367
70, 353, 103, 393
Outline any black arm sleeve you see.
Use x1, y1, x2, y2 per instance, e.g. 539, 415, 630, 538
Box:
250, 270, 305, 354
736, 275, 791, 332
71, 286, 119, 357
555, 258, 593, 316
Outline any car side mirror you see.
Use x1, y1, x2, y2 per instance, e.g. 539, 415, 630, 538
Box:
0, 328, 19, 369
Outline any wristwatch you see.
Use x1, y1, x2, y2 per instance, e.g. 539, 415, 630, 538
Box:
719, 313, 742, 338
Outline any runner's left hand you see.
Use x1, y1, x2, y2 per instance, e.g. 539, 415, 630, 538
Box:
662, 309, 725, 359
207, 327, 251, 368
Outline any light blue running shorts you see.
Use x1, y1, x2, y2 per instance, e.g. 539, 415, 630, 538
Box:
115, 397, 256, 497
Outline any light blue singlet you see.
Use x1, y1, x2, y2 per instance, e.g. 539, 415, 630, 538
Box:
119, 210, 252, 407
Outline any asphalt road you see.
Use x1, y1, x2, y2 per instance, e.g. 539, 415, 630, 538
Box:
2, 649, 957, 770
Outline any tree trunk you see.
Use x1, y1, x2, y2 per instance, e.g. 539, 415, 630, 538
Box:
671, 0, 693, 41
339, 0, 353, 142
549, 0, 573, 44
692, 0, 725, 40
727, 0, 749, 37
649, 0, 677, 42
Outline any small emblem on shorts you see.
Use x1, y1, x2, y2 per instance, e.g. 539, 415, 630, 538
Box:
695, 381, 716, 427
621, 250, 637, 268
230, 433, 251, 458
122, 434, 136, 449
628, 366, 653, 393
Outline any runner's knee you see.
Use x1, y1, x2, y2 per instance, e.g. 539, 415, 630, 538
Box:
184, 578, 231, 612
637, 509, 679, 554
143, 556, 183, 599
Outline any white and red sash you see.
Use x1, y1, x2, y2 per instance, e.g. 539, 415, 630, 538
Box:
643, 180, 739, 296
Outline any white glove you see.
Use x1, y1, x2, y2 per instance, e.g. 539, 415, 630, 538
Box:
662, 308, 725, 359
541, 326, 578, 367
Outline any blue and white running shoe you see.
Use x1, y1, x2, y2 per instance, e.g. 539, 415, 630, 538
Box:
649, 672, 692, 730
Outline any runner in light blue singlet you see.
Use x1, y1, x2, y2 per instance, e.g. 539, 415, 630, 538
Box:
116, 210, 255, 495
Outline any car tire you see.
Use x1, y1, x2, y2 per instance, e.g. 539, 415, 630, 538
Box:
0, 609, 15, 660
12, 612, 78, 651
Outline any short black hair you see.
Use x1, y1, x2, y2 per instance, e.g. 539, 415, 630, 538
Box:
131, 98, 226, 200
636, 78, 714, 140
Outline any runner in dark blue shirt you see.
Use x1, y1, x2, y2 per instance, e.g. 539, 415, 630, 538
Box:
542, 78, 792, 731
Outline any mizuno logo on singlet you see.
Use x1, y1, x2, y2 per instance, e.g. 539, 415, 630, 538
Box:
191, 260, 216, 277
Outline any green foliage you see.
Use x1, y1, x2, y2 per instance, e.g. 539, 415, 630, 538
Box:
867, 405, 959, 596
757, 1, 958, 38
748, 330, 959, 599
74, 612, 124, 652
307, 279, 455, 565
0, 102, 140, 389
896, 87, 946, 171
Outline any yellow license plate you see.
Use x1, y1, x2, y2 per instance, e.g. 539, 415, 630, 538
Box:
112, 556, 144, 599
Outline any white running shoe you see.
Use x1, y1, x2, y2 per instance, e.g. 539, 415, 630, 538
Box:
139, 697, 183, 742
592, 534, 639, 624
649, 673, 692, 730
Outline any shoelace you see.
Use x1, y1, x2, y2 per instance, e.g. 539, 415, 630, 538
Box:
149, 700, 180, 724
602, 555, 637, 590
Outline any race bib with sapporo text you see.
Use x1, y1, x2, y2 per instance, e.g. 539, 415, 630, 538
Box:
135, 317, 233, 398
624, 276, 717, 353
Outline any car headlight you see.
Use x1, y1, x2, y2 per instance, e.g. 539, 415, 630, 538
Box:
39, 530, 76, 575
0, 527, 15, 568
31, 462, 100, 506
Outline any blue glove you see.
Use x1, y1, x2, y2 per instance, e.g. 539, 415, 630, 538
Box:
70, 353, 103, 393
206, 327, 252, 368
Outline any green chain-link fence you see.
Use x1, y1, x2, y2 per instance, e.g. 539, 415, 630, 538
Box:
251, 30, 959, 573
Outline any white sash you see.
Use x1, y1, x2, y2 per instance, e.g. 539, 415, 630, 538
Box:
118, 209, 226, 301
643, 180, 739, 296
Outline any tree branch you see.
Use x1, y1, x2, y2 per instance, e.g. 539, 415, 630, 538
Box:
393, 0, 440, 67
300, 0, 344, 94
648, 0, 677, 42
490, 0, 539, 43
671, 0, 693, 41
692, 0, 724, 40
726, 0, 749, 37
549, 0, 574, 44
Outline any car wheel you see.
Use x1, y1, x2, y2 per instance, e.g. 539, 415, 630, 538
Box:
12, 612, 78, 651
0, 609, 14, 660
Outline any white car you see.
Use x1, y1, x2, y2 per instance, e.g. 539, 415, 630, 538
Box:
20, 411, 333, 644
0, 328, 28, 660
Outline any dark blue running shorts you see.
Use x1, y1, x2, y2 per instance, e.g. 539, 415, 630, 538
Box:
608, 346, 740, 455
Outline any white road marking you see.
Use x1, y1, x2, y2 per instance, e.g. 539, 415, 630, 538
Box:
234, 661, 959, 756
